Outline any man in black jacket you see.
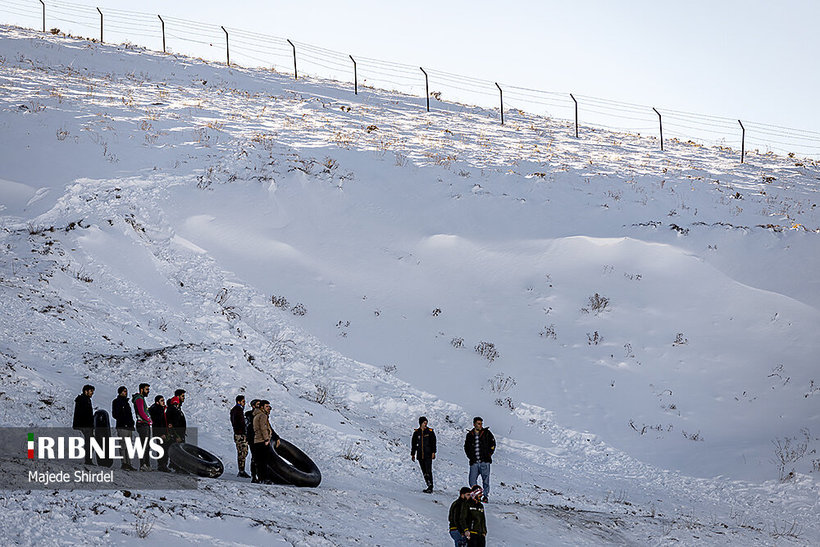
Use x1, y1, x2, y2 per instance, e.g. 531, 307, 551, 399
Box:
245, 399, 261, 482
448, 487, 472, 546
72, 384, 95, 465
411, 416, 437, 493
148, 395, 171, 472
463, 417, 495, 502
111, 386, 136, 470
230, 395, 250, 478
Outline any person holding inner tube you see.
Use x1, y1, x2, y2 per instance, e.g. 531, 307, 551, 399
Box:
411, 416, 437, 493
231, 395, 250, 478
252, 400, 280, 485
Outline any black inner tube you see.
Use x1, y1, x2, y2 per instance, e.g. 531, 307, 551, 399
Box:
262, 439, 321, 487
169, 442, 224, 478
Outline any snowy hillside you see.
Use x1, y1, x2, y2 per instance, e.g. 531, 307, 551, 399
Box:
1, 25, 819, 545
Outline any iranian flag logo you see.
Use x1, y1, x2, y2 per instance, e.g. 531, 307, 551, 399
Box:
28, 433, 34, 459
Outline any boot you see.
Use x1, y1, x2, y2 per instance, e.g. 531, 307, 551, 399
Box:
238, 470, 250, 478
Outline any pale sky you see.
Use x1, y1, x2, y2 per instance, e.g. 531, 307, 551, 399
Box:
3, 0, 819, 155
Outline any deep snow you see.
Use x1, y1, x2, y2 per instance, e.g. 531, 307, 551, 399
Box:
1, 25, 819, 545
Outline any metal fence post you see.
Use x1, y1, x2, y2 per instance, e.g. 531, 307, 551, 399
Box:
40, 0, 45, 32
570, 93, 578, 138
287, 39, 297, 79
221, 26, 229, 66
738, 120, 745, 163
349, 55, 357, 95
653, 107, 663, 151
158, 15, 165, 53
97, 7, 103, 43
420, 67, 429, 111
495, 82, 504, 125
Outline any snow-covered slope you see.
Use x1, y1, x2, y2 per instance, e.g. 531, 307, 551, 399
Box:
1, 25, 819, 545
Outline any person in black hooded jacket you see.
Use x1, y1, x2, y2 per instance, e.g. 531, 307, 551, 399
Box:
72, 384, 95, 465
411, 416, 437, 493
149, 395, 171, 472
111, 386, 135, 470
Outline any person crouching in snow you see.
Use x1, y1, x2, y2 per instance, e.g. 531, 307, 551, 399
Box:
466, 486, 487, 547
411, 416, 437, 493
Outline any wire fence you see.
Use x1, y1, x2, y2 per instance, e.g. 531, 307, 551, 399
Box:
2, 0, 820, 161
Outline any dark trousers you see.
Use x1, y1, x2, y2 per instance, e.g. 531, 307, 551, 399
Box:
155, 435, 169, 470
80, 428, 93, 463
467, 534, 486, 547
249, 443, 259, 480
136, 423, 151, 467
254, 442, 270, 480
418, 457, 433, 488
117, 428, 134, 468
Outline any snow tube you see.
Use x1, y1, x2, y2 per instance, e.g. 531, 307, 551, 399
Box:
93, 409, 113, 468
262, 439, 321, 487
168, 442, 224, 478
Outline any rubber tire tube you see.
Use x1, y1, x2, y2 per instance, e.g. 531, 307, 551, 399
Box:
262, 439, 321, 487
93, 409, 114, 468
168, 442, 224, 478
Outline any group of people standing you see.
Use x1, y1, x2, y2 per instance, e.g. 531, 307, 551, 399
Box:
71, 383, 187, 471
229, 396, 280, 483
411, 416, 496, 546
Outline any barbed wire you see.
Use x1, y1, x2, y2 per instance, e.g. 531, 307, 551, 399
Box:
1, 0, 818, 158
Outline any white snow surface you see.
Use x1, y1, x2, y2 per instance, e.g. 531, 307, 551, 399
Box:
1, 25, 820, 546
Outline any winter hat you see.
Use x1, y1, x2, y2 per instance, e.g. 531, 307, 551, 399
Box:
168, 396, 180, 406
418, 416, 428, 426
470, 486, 483, 500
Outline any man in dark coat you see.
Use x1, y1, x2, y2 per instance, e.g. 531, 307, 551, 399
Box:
464, 417, 495, 502
166, 390, 187, 443
111, 386, 135, 470
245, 399, 261, 482
230, 395, 250, 478
448, 487, 472, 546
148, 395, 171, 472
466, 486, 488, 547
411, 416, 437, 493
72, 384, 95, 465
